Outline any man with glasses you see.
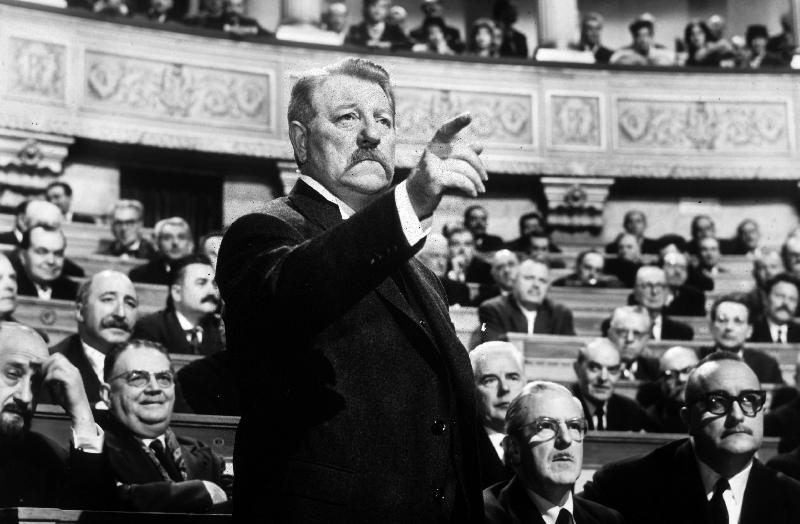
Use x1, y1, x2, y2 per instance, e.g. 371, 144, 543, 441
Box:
104, 200, 157, 260
644, 346, 699, 432
484, 381, 623, 523
700, 295, 784, 384
571, 338, 655, 432
100, 339, 230, 512
605, 306, 660, 381
582, 351, 800, 524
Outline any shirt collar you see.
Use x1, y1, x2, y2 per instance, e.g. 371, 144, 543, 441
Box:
174, 310, 202, 331
141, 434, 167, 449
528, 488, 574, 524
299, 175, 355, 220
694, 442, 753, 504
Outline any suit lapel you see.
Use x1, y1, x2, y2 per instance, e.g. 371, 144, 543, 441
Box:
165, 310, 192, 354
740, 461, 778, 524
670, 440, 711, 523
500, 476, 546, 524
106, 424, 163, 483
533, 301, 551, 335
63, 335, 102, 403
287, 179, 345, 231
505, 296, 529, 334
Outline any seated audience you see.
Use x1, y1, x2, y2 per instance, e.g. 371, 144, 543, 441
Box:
139, 0, 178, 24
99, 339, 231, 512
0, 322, 114, 508
552, 250, 623, 288
604, 233, 643, 287
582, 352, 800, 523
700, 294, 783, 383
492, 0, 528, 58
184, 0, 225, 29
387, 6, 408, 32
51, 270, 138, 408
93, 0, 132, 16
643, 345, 698, 433
743, 24, 785, 68
571, 338, 656, 431
320, 2, 349, 43
683, 20, 734, 67
765, 352, 800, 453
520, 228, 566, 269
416, 233, 470, 306
505, 211, 545, 253
766, 444, 800, 482
468, 18, 499, 58
220, 0, 272, 37
605, 305, 659, 381
750, 273, 800, 343
129, 217, 194, 285
344, 0, 411, 51
409, 0, 464, 53
133, 255, 224, 355
695, 236, 726, 277
105, 199, 157, 260
470, 341, 524, 487
446, 225, 493, 285
705, 14, 737, 66
767, 12, 795, 66
0, 200, 62, 246
483, 381, 624, 524
486, 249, 519, 298
661, 251, 707, 316
45, 181, 94, 224
610, 17, 674, 66
782, 232, 800, 279
479, 258, 575, 342
686, 214, 716, 256
721, 218, 763, 256
413, 19, 456, 55
569, 12, 614, 64
464, 205, 504, 252
604, 209, 658, 255
743, 248, 784, 318
199, 230, 223, 272
14, 226, 78, 300
632, 266, 694, 340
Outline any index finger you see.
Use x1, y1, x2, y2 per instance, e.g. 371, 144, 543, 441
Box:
432, 112, 472, 143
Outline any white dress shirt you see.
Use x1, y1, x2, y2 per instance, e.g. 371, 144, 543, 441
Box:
298, 175, 430, 246
486, 427, 505, 461
34, 283, 52, 300
81, 341, 108, 409
652, 314, 663, 340
517, 304, 538, 335
529, 488, 574, 524
175, 310, 204, 344
696, 454, 752, 524
768, 319, 788, 343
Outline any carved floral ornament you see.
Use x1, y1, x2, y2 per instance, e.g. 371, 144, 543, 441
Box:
10, 38, 66, 100
562, 184, 588, 208
550, 95, 601, 147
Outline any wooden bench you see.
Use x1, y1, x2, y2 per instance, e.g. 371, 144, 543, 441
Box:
68, 254, 149, 277
0, 507, 231, 524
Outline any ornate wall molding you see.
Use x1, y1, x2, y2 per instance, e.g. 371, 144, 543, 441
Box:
546, 91, 603, 151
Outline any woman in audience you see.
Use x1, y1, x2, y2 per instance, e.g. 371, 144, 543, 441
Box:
412, 17, 457, 55
684, 20, 734, 67
468, 18, 499, 58
741, 24, 785, 69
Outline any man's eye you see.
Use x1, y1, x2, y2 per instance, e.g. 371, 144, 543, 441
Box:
480, 377, 498, 387
337, 113, 358, 123
377, 117, 392, 127
4, 368, 21, 380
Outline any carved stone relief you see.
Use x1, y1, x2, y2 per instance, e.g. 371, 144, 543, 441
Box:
8, 38, 66, 101
394, 87, 533, 146
549, 95, 601, 148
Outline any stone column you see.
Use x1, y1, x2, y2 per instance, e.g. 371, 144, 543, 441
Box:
541, 176, 614, 246
536, 0, 579, 49
281, 0, 323, 25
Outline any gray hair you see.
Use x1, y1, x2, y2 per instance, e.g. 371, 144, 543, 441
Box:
154, 217, 191, 240
505, 381, 577, 437
469, 341, 524, 376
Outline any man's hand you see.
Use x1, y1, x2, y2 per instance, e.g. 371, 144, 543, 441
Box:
42, 353, 95, 436
406, 113, 487, 219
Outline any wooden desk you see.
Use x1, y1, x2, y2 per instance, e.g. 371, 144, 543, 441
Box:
0, 507, 230, 523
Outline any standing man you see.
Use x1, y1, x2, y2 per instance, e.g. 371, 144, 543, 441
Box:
483, 381, 624, 523
217, 58, 487, 522
582, 352, 800, 524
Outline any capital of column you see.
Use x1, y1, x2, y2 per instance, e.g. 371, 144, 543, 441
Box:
541, 176, 614, 235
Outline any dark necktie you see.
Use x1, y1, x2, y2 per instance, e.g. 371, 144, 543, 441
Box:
595, 405, 605, 431
555, 508, 572, 524
709, 478, 729, 524
185, 327, 201, 354
149, 439, 181, 482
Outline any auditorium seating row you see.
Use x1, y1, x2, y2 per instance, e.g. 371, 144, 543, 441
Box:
0, 507, 231, 523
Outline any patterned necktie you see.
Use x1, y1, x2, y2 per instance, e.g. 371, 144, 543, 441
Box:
709, 478, 729, 524
595, 405, 605, 431
184, 327, 201, 354
149, 439, 181, 482
555, 508, 572, 524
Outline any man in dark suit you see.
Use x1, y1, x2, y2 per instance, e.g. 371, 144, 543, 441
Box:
604, 210, 658, 255
0, 200, 28, 246
447, 225, 493, 285
344, 0, 412, 51
552, 250, 623, 288
505, 211, 544, 254
750, 273, 800, 343
50, 270, 139, 408
493, 0, 528, 58
484, 381, 623, 524
604, 306, 660, 381
470, 341, 525, 488
743, 248, 784, 319
582, 351, 800, 524
603, 233, 643, 287
623, 266, 694, 341
216, 58, 486, 522
572, 338, 656, 431
416, 233, 471, 306
479, 258, 575, 342
44, 181, 94, 224
643, 345, 699, 432
463, 204, 504, 252
14, 226, 78, 301
104, 199, 157, 260
99, 339, 230, 512
0, 322, 114, 509
662, 251, 707, 316
133, 255, 223, 356
409, 0, 464, 53
129, 217, 194, 286
700, 294, 784, 384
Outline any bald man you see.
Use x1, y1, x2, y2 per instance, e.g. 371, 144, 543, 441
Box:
0, 322, 113, 508
644, 346, 699, 432
583, 352, 800, 524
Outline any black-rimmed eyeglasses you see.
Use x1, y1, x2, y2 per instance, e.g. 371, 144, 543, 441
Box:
690, 390, 766, 417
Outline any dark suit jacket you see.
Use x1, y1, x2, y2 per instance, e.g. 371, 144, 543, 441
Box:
440, 276, 471, 306
12, 254, 78, 301
766, 396, 800, 453
573, 387, 657, 431
603, 257, 641, 288
0, 430, 116, 509
663, 285, 706, 317
484, 475, 624, 524
133, 309, 224, 356
699, 346, 784, 384
479, 294, 575, 342
410, 22, 464, 53
103, 419, 228, 513
104, 239, 157, 260
50, 334, 103, 407
129, 257, 170, 285
750, 317, 800, 343
499, 28, 528, 58
477, 427, 513, 489
176, 350, 240, 415
344, 22, 412, 50
600, 314, 694, 341
767, 447, 800, 482
215, 181, 483, 522
581, 438, 800, 524
474, 233, 505, 252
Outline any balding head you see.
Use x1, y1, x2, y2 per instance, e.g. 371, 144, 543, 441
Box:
662, 251, 689, 287
0, 323, 49, 438
23, 200, 63, 231
607, 305, 652, 359
634, 266, 667, 313
574, 338, 622, 403
77, 270, 138, 353
659, 346, 699, 402
416, 233, 448, 277
490, 249, 519, 292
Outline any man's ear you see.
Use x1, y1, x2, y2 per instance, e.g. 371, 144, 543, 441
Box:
99, 383, 111, 406
170, 283, 181, 305
75, 302, 84, 324
288, 121, 308, 165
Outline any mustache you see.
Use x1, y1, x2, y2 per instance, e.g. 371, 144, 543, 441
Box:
102, 318, 132, 332
722, 425, 753, 437
201, 295, 220, 305
551, 452, 575, 461
2, 400, 32, 420
347, 148, 392, 176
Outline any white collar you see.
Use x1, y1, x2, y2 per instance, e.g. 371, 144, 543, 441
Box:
174, 310, 201, 331
141, 434, 167, 449
695, 452, 752, 505
528, 488, 574, 524
81, 340, 108, 409
299, 175, 355, 219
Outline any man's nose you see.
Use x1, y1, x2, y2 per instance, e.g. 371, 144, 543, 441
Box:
497, 379, 510, 396
14, 375, 34, 405
599, 367, 610, 381
358, 120, 382, 149
555, 423, 573, 448
727, 400, 746, 423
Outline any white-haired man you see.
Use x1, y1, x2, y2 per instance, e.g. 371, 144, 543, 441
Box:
129, 217, 194, 285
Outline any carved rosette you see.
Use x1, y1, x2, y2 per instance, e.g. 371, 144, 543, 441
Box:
9, 37, 66, 102
394, 86, 534, 147
549, 94, 601, 149
541, 177, 613, 234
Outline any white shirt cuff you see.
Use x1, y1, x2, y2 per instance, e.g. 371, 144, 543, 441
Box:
72, 424, 104, 454
395, 180, 431, 246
